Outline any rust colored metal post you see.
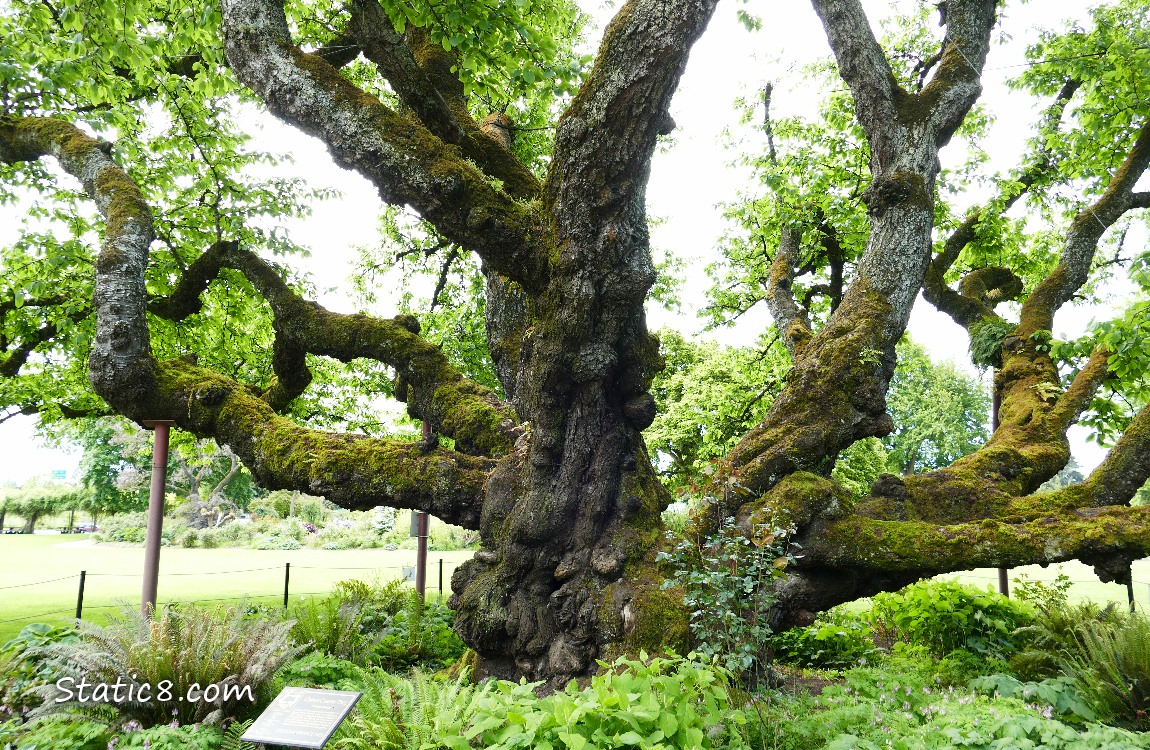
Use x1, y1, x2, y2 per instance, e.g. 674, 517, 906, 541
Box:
992, 376, 1009, 597
141, 420, 174, 618
415, 422, 431, 597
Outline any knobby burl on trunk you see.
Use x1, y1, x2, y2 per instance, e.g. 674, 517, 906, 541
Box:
2, 0, 1150, 686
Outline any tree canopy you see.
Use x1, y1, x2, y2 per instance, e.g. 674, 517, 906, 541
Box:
1, 0, 1148, 684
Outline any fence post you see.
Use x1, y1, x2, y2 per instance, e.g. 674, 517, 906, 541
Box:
75, 570, 86, 620
439, 558, 444, 597
283, 562, 290, 609
1129, 580, 1136, 613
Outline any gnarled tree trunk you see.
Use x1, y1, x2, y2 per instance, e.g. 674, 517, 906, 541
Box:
3, 0, 1150, 686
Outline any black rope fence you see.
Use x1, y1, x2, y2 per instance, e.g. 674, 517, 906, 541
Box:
0, 558, 467, 630
4, 564, 1149, 631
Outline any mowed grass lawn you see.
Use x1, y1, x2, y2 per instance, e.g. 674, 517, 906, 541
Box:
0, 534, 475, 642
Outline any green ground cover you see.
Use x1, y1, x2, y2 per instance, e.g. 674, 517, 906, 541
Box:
0, 534, 474, 641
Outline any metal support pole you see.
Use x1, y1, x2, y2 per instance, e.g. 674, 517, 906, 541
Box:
141, 420, 174, 618
414, 421, 432, 598
439, 558, 444, 597
991, 376, 1009, 597
415, 512, 429, 597
75, 570, 86, 620
283, 562, 291, 609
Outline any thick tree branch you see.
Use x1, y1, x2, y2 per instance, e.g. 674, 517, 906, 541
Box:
809, 0, 900, 147
924, 79, 1081, 328
1047, 346, 1110, 433
345, 3, 542, 200
0, 115, 158, 413
810, 504, 1150, 578
544, 0, 718, 225
0, 315, 85, 376
346, 0, 466, 146
154, 359, 492, 527
766, 226, 813, 357
1, 115, 495, 523
1020, 119, 1150, 335
219, 0, 549, 292
914, 0, 997, 145
152, 241, 520, 456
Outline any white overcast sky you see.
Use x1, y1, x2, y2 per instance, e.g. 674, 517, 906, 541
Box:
0, 0, 1139, 483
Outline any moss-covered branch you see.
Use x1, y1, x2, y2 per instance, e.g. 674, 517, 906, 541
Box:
809, 504, 1150, 581
1015, 401, 1150, 515
911, 0, 997, 144
1, 115, 497, 526
347, 1, 541, 202
766, 226, 813, 358
1020, 119, 1150, 335
544, 0, 718, 224
347, 0, 465, 146
151, 358, 493, 527
0, 115, 157, 416
922, 80, 1079, 329
219, 0, 549, 292
152, 241, 521, 456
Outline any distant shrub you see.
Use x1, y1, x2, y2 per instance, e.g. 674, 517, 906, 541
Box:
93, 512, 148, 544
770, 607, 878, 669
870, 579, 1034, 659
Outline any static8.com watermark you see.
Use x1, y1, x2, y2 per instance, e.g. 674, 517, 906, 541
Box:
54, 676, 255, 705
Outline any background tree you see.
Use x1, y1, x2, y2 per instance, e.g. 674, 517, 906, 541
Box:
1, 0, 1149, 685
4, 481, 85, 533
56, 417, 257, 516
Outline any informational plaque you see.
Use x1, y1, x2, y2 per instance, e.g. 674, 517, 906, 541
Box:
240, 687, 361, 749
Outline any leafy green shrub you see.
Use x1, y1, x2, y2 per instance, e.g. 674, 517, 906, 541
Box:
247, 496, 281, 520
466, 653, 749, 750
113, 722, 230, 749
1063, 611, 1150, 728
0, 623, 77, 717
869, 579, 1034, 659
213, 521, 255, 546
277, 653, 365, 690
930, 648, 1007, 686
34, 603, 301, 725
770, 607, 878, 669
332, 578, 408, 631
760, 647, 1147, 750
332, 668, 492, 750
373, 591, 466, 671
657, 515, 794, 680
255, 533, 301, 550
298, 497, 326, 525
93, 512, 148, 544
2, 716, 112, 750
198, 527, 221, 548
4, 718, 237, 750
